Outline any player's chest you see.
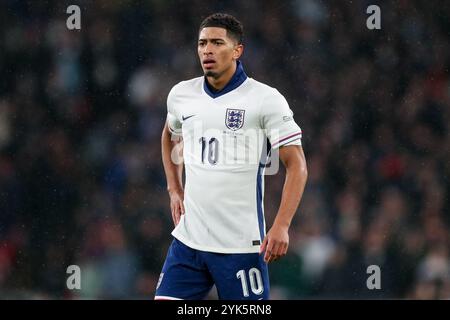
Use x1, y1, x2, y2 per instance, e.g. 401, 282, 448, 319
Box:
179, 95, 260, 133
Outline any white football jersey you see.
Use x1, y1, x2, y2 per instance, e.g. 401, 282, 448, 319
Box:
166, 62, 302, 253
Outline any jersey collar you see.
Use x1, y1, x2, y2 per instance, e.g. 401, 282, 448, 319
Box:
203, 60, 248, 99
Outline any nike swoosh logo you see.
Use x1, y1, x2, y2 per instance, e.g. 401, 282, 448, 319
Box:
182, 115, 196, 121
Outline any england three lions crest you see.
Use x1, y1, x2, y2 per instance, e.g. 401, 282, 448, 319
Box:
225, 108, 245, 131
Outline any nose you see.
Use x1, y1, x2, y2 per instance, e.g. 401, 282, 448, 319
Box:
202, 42, 213, 55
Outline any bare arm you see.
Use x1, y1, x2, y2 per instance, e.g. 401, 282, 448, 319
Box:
260, 145, 308, 263
161, 121, 185, 226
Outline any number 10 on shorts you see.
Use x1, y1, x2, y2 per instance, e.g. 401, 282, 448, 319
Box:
236, 268, 264, 297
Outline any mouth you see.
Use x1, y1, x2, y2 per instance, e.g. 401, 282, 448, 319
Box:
203, 59, 216, 69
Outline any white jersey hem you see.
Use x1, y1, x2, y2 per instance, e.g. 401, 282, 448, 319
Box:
172, 232, 261, 254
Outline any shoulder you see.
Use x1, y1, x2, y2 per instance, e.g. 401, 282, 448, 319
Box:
169, 76, 204, 97
246, 78, 285, 100
246, 78, 288, 110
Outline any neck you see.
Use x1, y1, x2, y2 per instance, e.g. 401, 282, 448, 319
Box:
206, 61, 237, 91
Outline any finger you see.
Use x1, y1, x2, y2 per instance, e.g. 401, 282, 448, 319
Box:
170, 203, 175, 225
281, 242, 289, 256
180, 199, 185, 215
175, 203, 181, 225
260, 237, 268, 254
177, 199, 185, 223
274, 243, 287, 260
268, 252, 278, 263
263, 242, 271, 262
273, 242, 282, 256
270, 242, 281, 263
273, 241, 288, 262
264, 239, 275, 263
172, 202, 180, 226
171, 206, 177, 226
264, 252, 271, 263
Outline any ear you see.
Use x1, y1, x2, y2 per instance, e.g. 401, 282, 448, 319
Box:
233, 44, 244, 60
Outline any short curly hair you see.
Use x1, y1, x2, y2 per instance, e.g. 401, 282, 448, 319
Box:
199, 13, 243, 44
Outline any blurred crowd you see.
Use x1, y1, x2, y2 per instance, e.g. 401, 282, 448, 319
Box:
0, 0, 449, 299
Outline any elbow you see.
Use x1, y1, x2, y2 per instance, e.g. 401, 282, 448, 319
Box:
163, 123, 173, 137
295, 155, 308, 184
301, 163, 308, 183
295, 159, 308, 183
161, 124, 169, 143
285, 158, 308, 182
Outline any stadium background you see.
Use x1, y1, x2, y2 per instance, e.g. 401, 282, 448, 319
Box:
0, 0, 449, 299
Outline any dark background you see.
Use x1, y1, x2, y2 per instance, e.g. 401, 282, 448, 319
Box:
0, 0, 449, 299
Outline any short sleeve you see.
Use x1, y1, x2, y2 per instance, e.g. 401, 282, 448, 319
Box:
166, 86, 182, 136
261, 89, 302, 149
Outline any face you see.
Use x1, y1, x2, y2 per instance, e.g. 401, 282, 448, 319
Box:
198, 27, 243, 79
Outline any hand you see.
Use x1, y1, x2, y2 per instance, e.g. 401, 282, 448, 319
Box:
169, 189, 185, 226
259, 223, 289, 263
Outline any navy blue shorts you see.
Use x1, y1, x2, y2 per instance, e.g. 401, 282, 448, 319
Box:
155, 238, 270, 300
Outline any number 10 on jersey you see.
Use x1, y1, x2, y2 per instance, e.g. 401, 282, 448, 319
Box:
199, 137, 219, 165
